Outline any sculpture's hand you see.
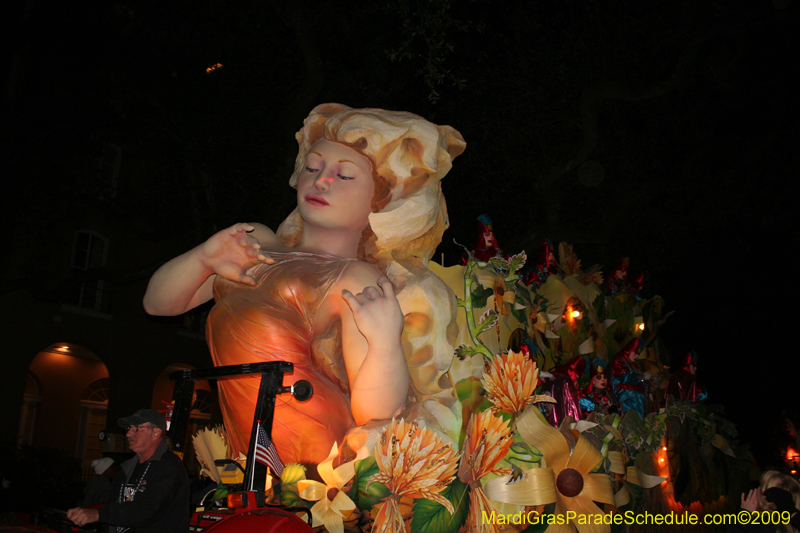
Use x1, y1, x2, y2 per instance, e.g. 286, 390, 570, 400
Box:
341, 277, 404, 346
197, 223, 274, 285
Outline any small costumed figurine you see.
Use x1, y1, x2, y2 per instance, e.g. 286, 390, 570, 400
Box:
538, 355, 588, 427
579, 359, 616, 419
629, 271, 647, 299
603, 257, 631, 296
524, 240, 559, 288
462, 214, 508, 264
667, 351, 707, 403
610, 338, 650, 418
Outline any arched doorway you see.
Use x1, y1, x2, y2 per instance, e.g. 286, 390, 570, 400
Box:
22, 343, 109, 472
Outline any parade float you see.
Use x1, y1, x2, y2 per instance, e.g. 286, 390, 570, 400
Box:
188, 232, 748, 533
140, 104, 749, 532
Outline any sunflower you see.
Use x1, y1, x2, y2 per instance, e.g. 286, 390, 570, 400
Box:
481, 350, 556, 415
458, 410, 514, 533
369, 419, 460, 533
484, 405, 615, 533
297, 442, 362, 533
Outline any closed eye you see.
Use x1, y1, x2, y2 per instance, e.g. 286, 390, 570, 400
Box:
337, 174, 354, 180
305, 166, 320, 173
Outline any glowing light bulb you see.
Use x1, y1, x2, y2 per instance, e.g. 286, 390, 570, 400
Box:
571, 310, 580, 318
638, 323, 645, 331
662, 446, 667, 451
659, 458, 665, 463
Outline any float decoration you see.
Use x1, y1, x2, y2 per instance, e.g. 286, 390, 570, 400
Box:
192, 426, 236, 502
368, 419, 460, 533
457, 410, 514, 533
297, 442, 365, 533
279, 463, 309, 508
480, 350, 556, 417
196, 232, 749, 532
485, 405, 615, 533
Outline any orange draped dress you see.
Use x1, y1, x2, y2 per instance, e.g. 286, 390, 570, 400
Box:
206, 251, 356, 466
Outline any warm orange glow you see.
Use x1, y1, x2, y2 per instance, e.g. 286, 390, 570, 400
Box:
227, 492, 247, 508
792, 470, 797, 475
638, 323, 645, 331
206, 63, 223, 73
61, 346, 70, 350
786, 447, 800, 461
662, 446, 667, 451
659, 457, 665, 463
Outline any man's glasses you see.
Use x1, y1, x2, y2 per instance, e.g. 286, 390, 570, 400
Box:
125, 424, 154, 434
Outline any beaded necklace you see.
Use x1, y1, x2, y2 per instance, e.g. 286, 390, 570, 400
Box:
115, 461, 152, 533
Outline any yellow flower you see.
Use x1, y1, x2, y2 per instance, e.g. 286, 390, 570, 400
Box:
458, 410, 514, 533
369, 419, 460, 533
296, 442, 360, 533
481, 350, 556, 415
484, 406, 615, 533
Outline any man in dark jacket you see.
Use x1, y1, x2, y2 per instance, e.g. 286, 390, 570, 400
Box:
67, 409, 190, 533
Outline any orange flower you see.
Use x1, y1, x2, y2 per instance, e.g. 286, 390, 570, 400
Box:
481, 350, 556, 415
458, 410, 514, 533
369, 419, 460, 533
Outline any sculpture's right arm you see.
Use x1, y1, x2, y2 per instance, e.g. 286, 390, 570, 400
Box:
143, 222, 275, 316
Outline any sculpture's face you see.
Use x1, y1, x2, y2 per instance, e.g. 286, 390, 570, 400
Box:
593, 374, 607, 390
297, 140, 375, 232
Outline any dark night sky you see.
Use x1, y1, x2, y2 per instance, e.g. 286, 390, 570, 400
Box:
4, 0, 798, 466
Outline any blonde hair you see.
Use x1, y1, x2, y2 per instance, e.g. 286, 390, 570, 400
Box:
277, 104, 464, 261
759, 470, 800, 533
276, 104, 467, 439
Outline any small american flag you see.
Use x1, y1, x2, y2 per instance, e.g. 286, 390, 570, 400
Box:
254, 422, 284, 478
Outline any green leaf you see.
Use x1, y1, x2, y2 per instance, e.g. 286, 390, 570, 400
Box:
470, 284, 493, 308
488, 257, 509, 271
455, 377, 486, 404
476, 309, 498, 335
410, 477, 469, 533
508, 251, 527, 274
455, 344, 479, 361
279, 488, 309, 508
349, 456, 390, 511
454, 377, 493, 442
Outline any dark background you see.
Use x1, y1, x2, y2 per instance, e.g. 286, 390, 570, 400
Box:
3, 0, 797, 468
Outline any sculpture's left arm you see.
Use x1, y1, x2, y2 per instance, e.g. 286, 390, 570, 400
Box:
337, 262, 409, 426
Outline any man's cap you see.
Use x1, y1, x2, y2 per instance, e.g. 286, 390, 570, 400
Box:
118, 409, 166, 430
91, 457, 115, 475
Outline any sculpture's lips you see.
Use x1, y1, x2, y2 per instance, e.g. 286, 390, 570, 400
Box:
305, 195, 329, 206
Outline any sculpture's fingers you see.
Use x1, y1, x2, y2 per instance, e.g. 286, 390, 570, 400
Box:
376, 277, 396, 299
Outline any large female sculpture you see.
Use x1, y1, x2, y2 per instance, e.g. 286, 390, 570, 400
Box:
144, 104, 466, 467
